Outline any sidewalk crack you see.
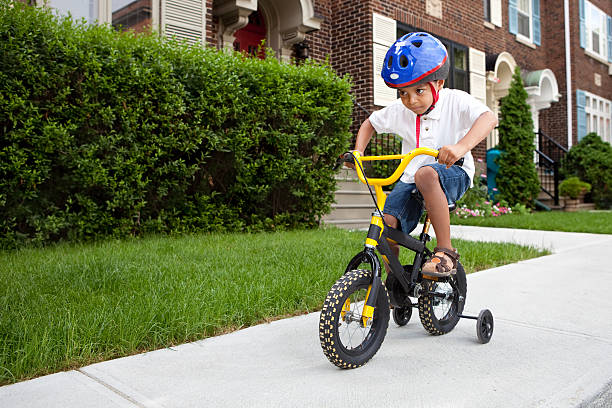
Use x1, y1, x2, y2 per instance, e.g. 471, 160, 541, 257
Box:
496, 318, 612, 345
77, 369, 147, 408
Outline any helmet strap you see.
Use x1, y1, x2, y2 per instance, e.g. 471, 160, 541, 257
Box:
423, 82, 439, 115
415, 82, 440, 148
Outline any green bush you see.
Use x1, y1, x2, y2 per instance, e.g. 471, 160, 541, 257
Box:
495, 66, 540, 208
0, 2, 352, 248
561, 133, 612, 208
558, 177, 591, 199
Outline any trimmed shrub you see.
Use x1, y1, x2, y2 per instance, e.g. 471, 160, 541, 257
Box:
558, 177, 591, 199
495, 66, 540, 208
561, 133, 612, 208
0, 2, 353, 248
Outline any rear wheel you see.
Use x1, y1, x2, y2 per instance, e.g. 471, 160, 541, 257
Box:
392, 303, 412, 326
319, 269, 389, 369
418, 261, 466, 335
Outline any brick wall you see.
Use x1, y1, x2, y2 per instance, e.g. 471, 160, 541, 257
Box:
206, 0, 218, 47
328, 1, 374, 110
569, 0, 612, 146
538, 0, 568, 147
201, 0, 611, 156
304, 1, 332, 63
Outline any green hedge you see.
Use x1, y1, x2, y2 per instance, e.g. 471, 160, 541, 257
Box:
561, 133, 612, 208
0, 2, 352, 248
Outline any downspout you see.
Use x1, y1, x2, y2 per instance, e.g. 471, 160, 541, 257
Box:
564, 0, 573, 148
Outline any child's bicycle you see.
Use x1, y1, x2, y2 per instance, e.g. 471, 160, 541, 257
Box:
319, 148, 494, 369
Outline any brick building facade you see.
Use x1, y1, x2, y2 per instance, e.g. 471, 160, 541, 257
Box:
32, 0, 612, 161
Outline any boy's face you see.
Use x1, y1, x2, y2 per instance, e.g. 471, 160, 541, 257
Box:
398, 80, 444, 115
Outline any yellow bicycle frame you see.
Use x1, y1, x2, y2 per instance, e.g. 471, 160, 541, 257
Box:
349, 147, 440, 326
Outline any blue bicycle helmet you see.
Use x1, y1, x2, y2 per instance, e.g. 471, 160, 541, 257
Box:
381, 32, 449, 88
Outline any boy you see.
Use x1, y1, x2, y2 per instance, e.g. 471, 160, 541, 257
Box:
351, 32, 497, 278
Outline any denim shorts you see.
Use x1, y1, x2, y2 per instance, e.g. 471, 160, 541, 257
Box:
383, 163, 470, 234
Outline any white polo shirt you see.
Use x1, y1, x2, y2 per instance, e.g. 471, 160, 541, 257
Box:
368, 88, 491, 185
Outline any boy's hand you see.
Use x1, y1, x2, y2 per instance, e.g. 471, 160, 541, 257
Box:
438, 144, 466, 168
344, 150, 363, 170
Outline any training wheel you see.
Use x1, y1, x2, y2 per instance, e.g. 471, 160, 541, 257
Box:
476, 309, 494, 344
392, 298, 413, 326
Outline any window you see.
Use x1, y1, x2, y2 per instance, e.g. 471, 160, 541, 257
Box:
484, 0, 491, 22
584, 91, 612, 144
509, 0, 540, 45
585, 1, 608, 60
45, 0, 99, 24
40, 0, 153, 33
397, 24, 469, 93
517, 0, 531, 40
112, 0, 152, 33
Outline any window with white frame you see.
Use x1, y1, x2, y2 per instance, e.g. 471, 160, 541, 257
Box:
585, 1, 608, 60
585, 91, 612, 144
484, 0, 491, 22
39, 0, 153, 33
38, 1, 204, 44
517, 0, 531, 40
44, 0, 100, 24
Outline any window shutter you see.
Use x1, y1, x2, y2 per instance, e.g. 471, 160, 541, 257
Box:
162, 0, 205, 45
469, 48, 486, 103
373, 43, 398, 107
509, 0, 518, 35
491, 0, 502, 27
608, 16, 612, 62
576, 90, 587, 141
372, 13, 397, 107
532, 0, 540, 45
373, 13, 397, 47
579, 0, 585, 49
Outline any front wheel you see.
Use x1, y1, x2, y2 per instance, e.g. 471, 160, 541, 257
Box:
319, 269, 389, 369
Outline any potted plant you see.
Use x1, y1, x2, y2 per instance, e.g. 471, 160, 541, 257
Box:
559, 177, 591, 211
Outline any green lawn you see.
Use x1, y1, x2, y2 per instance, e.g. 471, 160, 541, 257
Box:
452, 210, 612, 234
0, 228, 546, 384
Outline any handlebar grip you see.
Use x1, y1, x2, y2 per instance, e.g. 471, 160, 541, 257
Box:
343, 152, 355, 164
333, 152, 356, 170
435, 155, 464, 167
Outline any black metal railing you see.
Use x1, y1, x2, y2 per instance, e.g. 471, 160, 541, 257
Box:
535, 130, 568, 206
351, 100, 402, 156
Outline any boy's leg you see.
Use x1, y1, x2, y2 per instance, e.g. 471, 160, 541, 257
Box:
381, 181, 422, 273
383, 214, 400, 261
414, 166, 452, 249
415, 164, 469, 277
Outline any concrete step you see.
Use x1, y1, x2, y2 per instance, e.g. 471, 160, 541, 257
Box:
335, 179, 372, 192
322, 204, 376, 221
321, 218, 371, 230
563, 202, 596, 212
333, 190, 376, 206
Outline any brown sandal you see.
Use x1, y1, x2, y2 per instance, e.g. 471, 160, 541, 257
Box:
422, 247, 460, 278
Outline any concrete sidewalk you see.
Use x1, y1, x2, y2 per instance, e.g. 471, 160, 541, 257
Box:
2, 227, 612, 408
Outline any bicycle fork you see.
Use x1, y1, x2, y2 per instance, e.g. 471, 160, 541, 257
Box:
353, 210, 387, 327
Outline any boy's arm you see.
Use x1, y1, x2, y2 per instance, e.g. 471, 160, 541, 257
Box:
354, 118, 376, 154
437, 111, 498, 168
345, 118, 376, 169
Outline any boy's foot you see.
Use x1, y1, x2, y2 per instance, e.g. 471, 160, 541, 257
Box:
422, 247, 460, 278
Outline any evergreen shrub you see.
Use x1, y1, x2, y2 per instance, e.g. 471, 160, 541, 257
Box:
561, 133, 612, 208
494, 66, 540, 208
0, 2, 352, 248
